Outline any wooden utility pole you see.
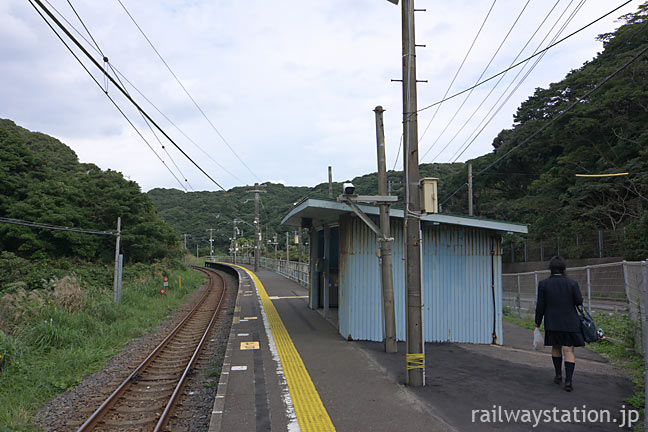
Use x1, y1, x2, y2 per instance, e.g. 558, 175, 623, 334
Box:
401, 0, 424, 386
248, 183, 265, 272
375, 106, 397, 353
112, 217, 121, 303
468, 163, 474, 216
328, 166, 333, 199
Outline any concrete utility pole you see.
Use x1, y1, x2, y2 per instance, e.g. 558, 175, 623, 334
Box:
468, 163, 474, 216
231, 220, 238, 264
286, 231, 290, 263
401, 0, 425, 386
273, 234, 278, 270
328, 166, 333, 199
375, 106, 397, 353
248, 183, 265, 272
297, 230, 302, 265
113, 217, 121, 303
207, 228, 214, 261
183, 233, 188, 265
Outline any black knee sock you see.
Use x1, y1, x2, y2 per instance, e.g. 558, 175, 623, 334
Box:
565, 361, 575, 383
552, 356, 562, 377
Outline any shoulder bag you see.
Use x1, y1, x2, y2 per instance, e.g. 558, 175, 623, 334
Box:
578, 305, 598, 343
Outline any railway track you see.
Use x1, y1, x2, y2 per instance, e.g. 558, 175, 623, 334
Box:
77, 267, 226, 432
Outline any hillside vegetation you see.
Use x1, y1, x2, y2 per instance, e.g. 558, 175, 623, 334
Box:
0, 119, 178, 267
150, 5, 648, 260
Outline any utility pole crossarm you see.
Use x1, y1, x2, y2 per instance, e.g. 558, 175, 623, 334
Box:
338, 196, 393, 242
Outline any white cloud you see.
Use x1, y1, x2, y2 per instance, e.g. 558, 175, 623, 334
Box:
0, 0, 639, 192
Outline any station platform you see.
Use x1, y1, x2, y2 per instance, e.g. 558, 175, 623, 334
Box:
207, 264, 453, 432
208, 264, 635, 432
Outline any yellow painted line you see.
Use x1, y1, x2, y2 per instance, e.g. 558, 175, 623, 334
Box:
233, 316, 240, 324
240, 341, 260, 350
235, 306, 241, 313
575, 172, 629, 177
269, 295, 309, 300
243, 316, 258, 320
233, 265, 335, 432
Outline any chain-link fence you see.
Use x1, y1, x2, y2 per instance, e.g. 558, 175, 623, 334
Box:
503, 229, 630, 263
504, 260, 648, 348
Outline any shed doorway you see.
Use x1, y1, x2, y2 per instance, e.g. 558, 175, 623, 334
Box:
312, 226, 339, 327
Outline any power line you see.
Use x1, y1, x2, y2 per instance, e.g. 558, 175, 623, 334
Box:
30, 0, 227, 191
64, 1, 193, 192
40, 0, 244, 185
28, 0, 189, 192
449, 0, 584, 163
0, 217, 116, 236
115, 0, 261, 183
439, 39, 648, 207
420, 0, 532, 161
69, 1, 189, 192
417, 0, 497, 145
416, 0, 634, 115
475, 42, 648, 177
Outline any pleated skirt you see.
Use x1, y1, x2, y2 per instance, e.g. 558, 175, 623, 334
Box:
545, 330, 585, 347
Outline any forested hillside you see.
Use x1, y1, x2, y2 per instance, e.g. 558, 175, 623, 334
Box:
150, 5, 647, 260
439, 5, 648, 259
0, 119, 178, 265
147, 163, 460, 257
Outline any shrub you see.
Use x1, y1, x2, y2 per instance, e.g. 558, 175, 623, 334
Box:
50, 276, 85, 313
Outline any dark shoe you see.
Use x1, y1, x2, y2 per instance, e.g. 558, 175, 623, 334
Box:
554, 375, 562, 384
564, 381, 573, 392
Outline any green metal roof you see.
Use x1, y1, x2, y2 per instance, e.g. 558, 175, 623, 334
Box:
281, 198, 527, 234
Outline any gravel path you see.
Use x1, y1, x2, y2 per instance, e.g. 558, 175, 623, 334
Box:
33, 269, 237, 431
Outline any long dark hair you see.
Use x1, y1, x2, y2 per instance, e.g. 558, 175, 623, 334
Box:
549, 256, 566, 275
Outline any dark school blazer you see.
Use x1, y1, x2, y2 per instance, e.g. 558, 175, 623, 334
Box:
534, 274, 583, 333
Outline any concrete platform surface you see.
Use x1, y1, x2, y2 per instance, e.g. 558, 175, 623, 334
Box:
210, 265, 636, 432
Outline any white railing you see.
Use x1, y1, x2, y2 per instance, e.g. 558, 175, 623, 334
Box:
260, 257, 309, 287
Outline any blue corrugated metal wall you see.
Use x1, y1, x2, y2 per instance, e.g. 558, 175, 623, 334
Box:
338, 215, 502, 344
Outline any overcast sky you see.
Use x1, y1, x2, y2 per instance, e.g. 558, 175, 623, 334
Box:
0, 0, 640, 192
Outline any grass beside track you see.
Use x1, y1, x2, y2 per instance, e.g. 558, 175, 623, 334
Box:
0, 258, 206, 431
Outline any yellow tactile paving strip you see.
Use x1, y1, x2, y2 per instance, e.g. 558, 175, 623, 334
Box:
234, 265, 335, 432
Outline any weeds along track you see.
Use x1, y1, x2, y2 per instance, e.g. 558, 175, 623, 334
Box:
77, 267, 225, 432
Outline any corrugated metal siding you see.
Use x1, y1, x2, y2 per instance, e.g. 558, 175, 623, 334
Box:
339, 215, 384, 341
339, 215, 502, 344
421, 226, 502, 344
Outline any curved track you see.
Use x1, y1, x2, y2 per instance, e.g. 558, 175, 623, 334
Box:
77, 267, 225, 432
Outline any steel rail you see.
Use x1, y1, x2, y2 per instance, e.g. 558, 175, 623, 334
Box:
76, 267, 223, 431
154, 268, 226, 431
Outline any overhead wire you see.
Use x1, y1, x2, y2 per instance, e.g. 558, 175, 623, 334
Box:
448, 0, 581, 162
419, 0, 532, 161
415, 0, 634, 115
428, 0, 573, 164
417, 0, 497, 145
114, 0, 261, 183
65, 0, 192, 191
0, 216, 116, 236
450, 0, 586, 162
438, 39, 648, 208
30, 0, 227, 191
28, 0, 189, 192
41, 0, 244, 185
